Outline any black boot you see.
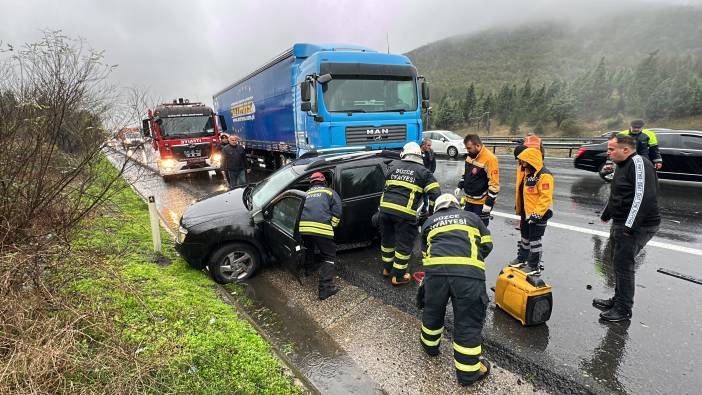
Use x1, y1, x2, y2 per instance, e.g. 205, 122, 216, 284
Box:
592, 297, 614, 310
318, 261, 338, 300
458, 359, 491, 386
319, 285, 339, 300
600, 306, 632, 322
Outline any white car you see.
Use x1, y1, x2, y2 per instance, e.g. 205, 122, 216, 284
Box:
423, 130, 467, 159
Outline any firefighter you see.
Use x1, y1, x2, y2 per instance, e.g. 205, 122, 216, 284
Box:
509, 147, 554, 275
419, 193, 493, 386
619, 119, 663, 170
454, 134, 500, 226
379, 142, 441, 285
298, 172, 342, 300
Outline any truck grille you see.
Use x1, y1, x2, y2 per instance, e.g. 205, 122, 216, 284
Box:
345, 125, 407, 145
171, 143, 211, 161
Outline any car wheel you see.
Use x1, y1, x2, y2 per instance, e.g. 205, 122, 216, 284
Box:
597, 163, 613, 183
447, 146, 458, 159
209, 243, 260, 284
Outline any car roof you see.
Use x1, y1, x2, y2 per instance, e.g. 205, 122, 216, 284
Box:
292, 149, 399, 170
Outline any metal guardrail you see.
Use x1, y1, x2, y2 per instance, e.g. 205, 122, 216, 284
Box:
479, 136, 600, 157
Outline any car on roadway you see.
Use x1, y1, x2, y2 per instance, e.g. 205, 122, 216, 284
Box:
574, 129, 702, 182
175, 149, 402, 283
422, 130, 467, 159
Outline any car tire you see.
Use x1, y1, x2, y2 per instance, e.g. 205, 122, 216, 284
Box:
447, 146, 458, 159
209, 243, 260, 284
597, 163, 613, 183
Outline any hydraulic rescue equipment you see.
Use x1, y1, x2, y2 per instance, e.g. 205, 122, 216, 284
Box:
495, 266, 552, 326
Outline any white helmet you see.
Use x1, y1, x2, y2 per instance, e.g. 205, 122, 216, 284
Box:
434, 193, 460, 212
401, 141, 422, 159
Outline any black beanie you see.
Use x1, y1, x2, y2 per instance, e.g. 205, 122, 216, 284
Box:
514, 144, 527, 159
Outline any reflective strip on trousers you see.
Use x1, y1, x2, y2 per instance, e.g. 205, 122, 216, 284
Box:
453, 342, 481, 356
454, 360, 481, 372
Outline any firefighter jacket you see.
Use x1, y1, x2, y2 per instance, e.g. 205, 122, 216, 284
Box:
299, 184, 342, 238
380, 158, 441, 220
420, 207, 493, 281
458, 146, 500, 207
601, 154, 660, 230
620, 129, 663, 164
515, 148, 554, 221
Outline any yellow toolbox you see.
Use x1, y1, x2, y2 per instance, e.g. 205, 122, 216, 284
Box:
495, 266, 552, 326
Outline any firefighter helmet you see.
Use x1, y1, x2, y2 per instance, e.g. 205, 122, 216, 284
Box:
434, 193, 460, 212
400, 141, 422, 159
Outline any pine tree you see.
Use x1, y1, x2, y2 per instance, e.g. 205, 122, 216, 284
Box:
463, 83, 477, 123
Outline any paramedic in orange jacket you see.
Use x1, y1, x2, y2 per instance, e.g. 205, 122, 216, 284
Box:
454, 134, 500, 226
509, 147, 554, 275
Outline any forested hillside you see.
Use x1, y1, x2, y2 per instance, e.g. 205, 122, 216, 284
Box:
407, 6, 702, 133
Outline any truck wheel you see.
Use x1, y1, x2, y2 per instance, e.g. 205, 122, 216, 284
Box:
447, 146, 458, 159
209, 243, 260, 284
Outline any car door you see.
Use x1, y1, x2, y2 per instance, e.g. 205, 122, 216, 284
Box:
679, 134, 702, 181
335, 163, 386, 245
432, 132, 446, 152
655, 133, 682, 177
261, 190, 306, 277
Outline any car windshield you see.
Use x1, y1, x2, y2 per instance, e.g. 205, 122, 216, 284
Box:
322, 76, 417, 113
442, 131, 462, 140
159, 115, 215, 138
251, 166, 301, 208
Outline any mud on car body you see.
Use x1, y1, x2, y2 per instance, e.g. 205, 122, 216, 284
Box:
175, 150, 401, 283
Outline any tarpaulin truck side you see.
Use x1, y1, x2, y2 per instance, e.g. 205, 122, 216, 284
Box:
213, 43, 430, 169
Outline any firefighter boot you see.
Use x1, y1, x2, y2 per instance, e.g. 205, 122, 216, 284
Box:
318, 261, 339, 300
391, 273, 411, 286
458, 359, 491, 386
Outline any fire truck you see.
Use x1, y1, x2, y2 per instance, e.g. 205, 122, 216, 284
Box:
142, 98, 224, 181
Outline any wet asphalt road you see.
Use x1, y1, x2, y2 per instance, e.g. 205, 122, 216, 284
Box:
113, 150, 702, 394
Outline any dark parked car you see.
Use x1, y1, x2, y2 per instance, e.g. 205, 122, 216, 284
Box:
574, 129, 702, 182
175, 149, 400, 283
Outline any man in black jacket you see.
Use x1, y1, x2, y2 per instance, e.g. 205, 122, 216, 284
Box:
420, 137, 437, 214
222, 135, 250, 189
596, 134, 660, 322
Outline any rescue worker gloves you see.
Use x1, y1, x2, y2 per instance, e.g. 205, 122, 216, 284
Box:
481, 205, 492, 214
454, 187, 463, 197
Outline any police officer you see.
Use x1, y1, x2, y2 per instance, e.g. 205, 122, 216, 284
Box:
379, 142, 441, 285
620, 119, 663, 170
454, 134, 500, 226
299, 172, 343, 300
419, 193, 493, 386
509, 147, 554, 275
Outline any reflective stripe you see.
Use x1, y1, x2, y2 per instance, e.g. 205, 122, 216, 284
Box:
427, 224, 481, 261
421, 251, 427, 258
453, 342, 481, 356
480, 235, 492, 244
421, 334, 440, 347
406, 190, 416, 211
625, 155, 645, 228
382, 256, 394, 263
308, 188, 332, 197
299, 221, 333, 230
423, 256, 485, 270
380, 201, 416, 215
422, 325, 444, 336
381, 245, 395, 253
393, 262, 408, 270
395, 251, 411, 260
299, 227, 334, 237
386, 179, 423, 192
331, 216, 340, 227
424, 182, 440, 192
454, 360, 481, 372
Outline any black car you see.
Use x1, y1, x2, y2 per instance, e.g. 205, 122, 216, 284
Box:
574, 129, 702, 182
175, 149, 400, 283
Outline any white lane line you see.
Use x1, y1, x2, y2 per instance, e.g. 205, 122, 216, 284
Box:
491, 211, 702, 256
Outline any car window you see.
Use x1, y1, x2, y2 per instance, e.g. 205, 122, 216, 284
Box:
269, 196, 301, 236
444, 131, 462, 140
681, 135, 702, 150
340, 165, 385, 199
656, 133, 675, 148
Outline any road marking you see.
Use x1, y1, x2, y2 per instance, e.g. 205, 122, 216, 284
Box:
491, 211, 702, 256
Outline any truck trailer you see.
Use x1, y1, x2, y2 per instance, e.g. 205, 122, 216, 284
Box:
142, 98, 223, 181
213, 43, 430, 169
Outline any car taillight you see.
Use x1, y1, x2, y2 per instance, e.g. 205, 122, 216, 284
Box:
575, 147, 587, 158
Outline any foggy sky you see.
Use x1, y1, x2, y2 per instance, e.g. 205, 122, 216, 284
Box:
1, 0, 700, 107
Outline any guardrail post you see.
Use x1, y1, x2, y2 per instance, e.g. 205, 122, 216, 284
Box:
148, 195, 162, 253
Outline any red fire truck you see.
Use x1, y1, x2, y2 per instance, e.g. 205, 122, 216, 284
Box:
142, 98, 224, 181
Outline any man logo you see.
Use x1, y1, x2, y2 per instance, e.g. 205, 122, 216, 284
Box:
365, 128, 389, 135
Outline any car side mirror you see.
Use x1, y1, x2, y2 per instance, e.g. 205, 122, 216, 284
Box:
441, 138, 447, 142
300, 81, 311, 102
317, 73, 332, 84
421, 81, 430, 101
142, 119, 150, 137
301, 101, 312, 112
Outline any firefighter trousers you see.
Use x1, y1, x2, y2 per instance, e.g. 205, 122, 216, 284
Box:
379, 212, 418, 279
464, 202, 490, 226
517, 214, 548, 267
302, 235, 336, 293
420, 275, 488, 385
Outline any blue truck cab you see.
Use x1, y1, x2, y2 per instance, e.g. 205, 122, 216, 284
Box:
213, 43, 430, 169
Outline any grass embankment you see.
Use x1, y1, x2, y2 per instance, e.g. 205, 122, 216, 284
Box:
1, 167, 299, 394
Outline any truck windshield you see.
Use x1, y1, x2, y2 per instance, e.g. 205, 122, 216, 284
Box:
159, 115, 215, 138
251, 166, 301, 209
322, 77, 417, 113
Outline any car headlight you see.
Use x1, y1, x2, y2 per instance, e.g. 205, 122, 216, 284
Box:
177, 226, 188, 243
160, 158, 176, 169
211, 153, 222, 163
